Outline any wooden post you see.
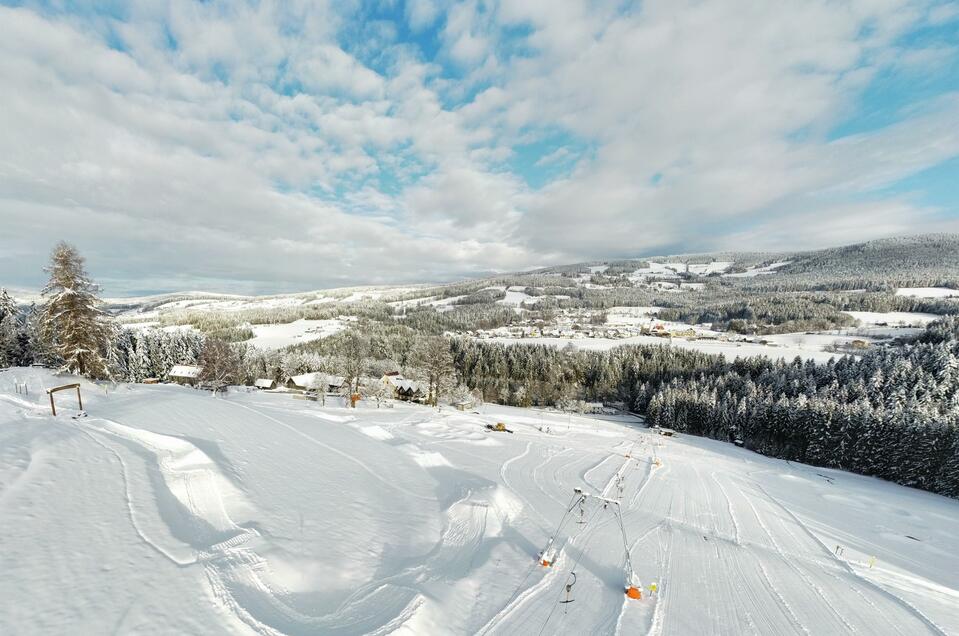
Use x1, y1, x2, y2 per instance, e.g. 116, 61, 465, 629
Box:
46, 383, 82, 416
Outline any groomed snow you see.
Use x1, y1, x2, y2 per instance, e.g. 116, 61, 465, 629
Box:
896, 288, 959, 298
2, 368, 957, 635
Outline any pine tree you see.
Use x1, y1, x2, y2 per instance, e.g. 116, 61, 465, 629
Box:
0, 312, 24, 367
39, 242, 111, 378
0, 288, 17, 323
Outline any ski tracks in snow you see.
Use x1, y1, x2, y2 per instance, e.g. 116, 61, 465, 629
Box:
75, 414, 422, 636
73, 417, 278, 633
755, 482, 948, 636
225, 400, 434, 503
74, 425, 199, 567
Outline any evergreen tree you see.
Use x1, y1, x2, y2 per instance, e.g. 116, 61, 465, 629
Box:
0, 288, 17, 323
39, 242, 111, 378
0, 313, 21, 367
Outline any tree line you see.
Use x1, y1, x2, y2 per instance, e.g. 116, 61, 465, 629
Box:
448, 324, 959, 499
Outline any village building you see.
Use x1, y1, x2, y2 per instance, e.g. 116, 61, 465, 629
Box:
381, 373, 426, 402
286, 373, 345, 393
453, 398, 476, 411
168, 365, 201, 386
254, 378, 277, 390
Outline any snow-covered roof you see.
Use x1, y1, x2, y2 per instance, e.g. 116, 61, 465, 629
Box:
169, 365, 201, 378
254, 378, 276, 389
288, 372, 345, 388
387, 375, 424, 393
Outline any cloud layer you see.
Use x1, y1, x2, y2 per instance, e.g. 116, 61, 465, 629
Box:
1, 0, 957, 294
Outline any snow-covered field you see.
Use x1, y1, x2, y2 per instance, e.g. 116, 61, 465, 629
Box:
3, 367, 956, 635
246, 319, 347, 350
896, 287, 959, 299
723, 261, 791, 278
499, 286, 533, 306
845, 311, 941, 327
488, 335, 844, 363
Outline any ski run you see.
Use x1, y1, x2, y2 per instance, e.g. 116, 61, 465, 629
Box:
2, 367, 958, 635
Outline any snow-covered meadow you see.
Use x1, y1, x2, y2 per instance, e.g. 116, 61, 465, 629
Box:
2, 368, 957, 635
486, 335, 847, 363
246, 319, 347, 350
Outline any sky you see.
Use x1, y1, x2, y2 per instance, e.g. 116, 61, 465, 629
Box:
1, 0, 958, 296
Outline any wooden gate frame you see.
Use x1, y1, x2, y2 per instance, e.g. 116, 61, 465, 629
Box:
47, 383, 82, 416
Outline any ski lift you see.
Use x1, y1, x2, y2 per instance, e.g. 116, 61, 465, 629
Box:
614, 502, 642, 600
625, 573, 643, 599
578, 486, 645, 601
540, 546, 556, 567
536, 492, 586, 569
576, 497, 588, 524
560, 571, 577, 608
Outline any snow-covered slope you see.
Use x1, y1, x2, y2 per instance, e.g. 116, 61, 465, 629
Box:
246, 318, 348, 350
1, 368, 957, 635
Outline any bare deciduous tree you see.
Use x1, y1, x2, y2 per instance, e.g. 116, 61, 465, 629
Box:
198, 337, 239, 395
339, 332, 368, 407
413, 336, 454, 406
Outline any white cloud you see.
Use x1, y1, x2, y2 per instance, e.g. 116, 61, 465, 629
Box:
406, 0, 440, 32
442, 0, 494, 65
0, 1, 957, 294
534, 147, 572, 167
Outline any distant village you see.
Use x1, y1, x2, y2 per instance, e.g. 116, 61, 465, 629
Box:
156, 366, 433, 403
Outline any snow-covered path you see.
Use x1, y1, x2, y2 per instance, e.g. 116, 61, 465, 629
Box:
2, 368, 958, 635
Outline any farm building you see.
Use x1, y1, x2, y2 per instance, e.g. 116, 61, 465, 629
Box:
286, 373, 345, 392
381, 374, 426, 402
168, 365, 201, 386
453, 398, 476, 411
581, 402, 618, 415
254, 378, 277, 390
583, 402, 606, 414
